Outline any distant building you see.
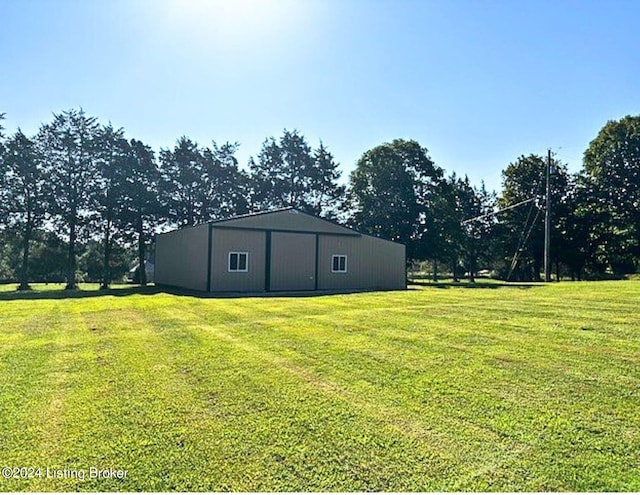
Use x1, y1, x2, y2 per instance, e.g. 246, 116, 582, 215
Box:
154, 208, 406, 293
128, 261, 155, 283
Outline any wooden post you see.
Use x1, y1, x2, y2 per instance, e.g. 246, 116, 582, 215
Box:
544, 149, 552, 282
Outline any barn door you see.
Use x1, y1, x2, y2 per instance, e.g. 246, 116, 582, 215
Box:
268, 232, 316, 291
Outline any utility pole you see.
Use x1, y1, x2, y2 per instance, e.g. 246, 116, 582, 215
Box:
544, 149, 552, 282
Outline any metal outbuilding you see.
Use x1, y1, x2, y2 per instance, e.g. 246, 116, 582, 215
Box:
154, 208, 406, 293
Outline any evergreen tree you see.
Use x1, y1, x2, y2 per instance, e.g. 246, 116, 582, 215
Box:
0, 112, 6, 227
309, 142, 345, 218
249, 130, 344, 216
28, 230, 68, 283
202, 141, 249, 219
159, 137, 245, 226
122, 139, 161, 286
1, 130, 50, 289
38, 109, 101, 289
451, 176, 496, 282
0, 229, 20, 281
94, 124, 130, 289
159, 137, 202, 227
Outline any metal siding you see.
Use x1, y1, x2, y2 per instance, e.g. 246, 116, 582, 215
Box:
318, 234, 405, 290
155, 224, 209, 291
210, 228, 266, 292
206, 223, 213, 292
269, 232, 316, 291
155, 211, 406, 293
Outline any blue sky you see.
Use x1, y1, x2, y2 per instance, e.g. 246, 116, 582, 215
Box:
2, 0, 639, 192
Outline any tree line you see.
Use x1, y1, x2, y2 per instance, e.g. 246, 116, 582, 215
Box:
1, 109, 638, 290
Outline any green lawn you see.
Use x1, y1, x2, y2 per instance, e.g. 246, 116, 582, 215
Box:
0, 281, 638, 491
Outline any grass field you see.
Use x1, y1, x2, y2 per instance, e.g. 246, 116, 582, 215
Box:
0, 281, 639, 491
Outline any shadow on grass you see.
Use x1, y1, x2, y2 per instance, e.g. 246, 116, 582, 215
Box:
0, 285, 163, 301
408, 280, 539, 289
0, 284, 392, 301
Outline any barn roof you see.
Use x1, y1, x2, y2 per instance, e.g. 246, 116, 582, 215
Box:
210, 207, 360, 236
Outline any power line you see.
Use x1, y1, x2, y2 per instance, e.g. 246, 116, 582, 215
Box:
461, 197, 536, 225
506, 206, 543, 282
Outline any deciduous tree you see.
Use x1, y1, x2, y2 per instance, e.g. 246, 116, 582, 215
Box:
496, 154, 568, 281
583, 115, 640, 274
348, 139, 444, 261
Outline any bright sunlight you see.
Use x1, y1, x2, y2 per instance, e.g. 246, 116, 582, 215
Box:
163, 0, 308, 49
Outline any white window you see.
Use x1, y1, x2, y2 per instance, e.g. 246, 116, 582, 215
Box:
228, 252, 248, 272
332, 254, 347, 273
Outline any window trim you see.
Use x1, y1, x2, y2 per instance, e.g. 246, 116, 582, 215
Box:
228, 251, 249, 273
331, 254, 348, 273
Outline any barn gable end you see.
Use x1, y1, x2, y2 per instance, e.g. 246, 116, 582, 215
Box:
211, 208, 358, 236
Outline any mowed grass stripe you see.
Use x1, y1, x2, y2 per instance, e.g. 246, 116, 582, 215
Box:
9, 302, 449, 491
176, 288, 640, 491
184, 292, 633, 411
0, 283, 639, 491
25, 307, 234, 491
150, 302, 551, 491
146, 305, 508, 491
0, 307, 92, 491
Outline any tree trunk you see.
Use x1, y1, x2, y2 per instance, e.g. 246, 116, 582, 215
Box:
451, 259, 458, 282
432, 259, 438, 282
19, 217, 32, 291
66, 214, 77, 290
555, 260, 560, 282
101, 207, 112, 290
137, 214, 147, 286
533, 258, 542, 282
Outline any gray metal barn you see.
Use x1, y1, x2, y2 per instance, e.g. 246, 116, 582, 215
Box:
154, 208, 406, 293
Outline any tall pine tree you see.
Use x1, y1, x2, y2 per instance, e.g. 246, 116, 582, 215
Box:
249, 130, 344, 217
38, 109, 101, 289
1, 130, 49, 289
94, 124, 130, 289
159, 137, 246, 226
122, 139, 161, 286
